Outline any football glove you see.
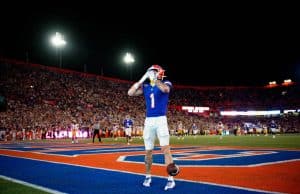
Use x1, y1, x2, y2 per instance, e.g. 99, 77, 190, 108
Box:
148, 70, 157, 81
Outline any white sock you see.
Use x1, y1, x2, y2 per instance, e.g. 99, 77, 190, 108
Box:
146, 175, 151, 178
168, 176, 174, 181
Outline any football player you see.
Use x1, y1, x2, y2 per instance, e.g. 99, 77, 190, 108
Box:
71, 118, 79, 144
128, 64, 177, 190
123, 115, 133, 145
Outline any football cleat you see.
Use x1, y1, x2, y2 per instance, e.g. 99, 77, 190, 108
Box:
142, 177, 152, 187
164, 180, 175, 190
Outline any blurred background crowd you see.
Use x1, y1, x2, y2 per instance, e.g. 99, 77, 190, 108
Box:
0, 60, 299, 141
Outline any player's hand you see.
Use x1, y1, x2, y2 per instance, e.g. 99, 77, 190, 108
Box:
148, 70, 157, 81
157, 69, 165, 79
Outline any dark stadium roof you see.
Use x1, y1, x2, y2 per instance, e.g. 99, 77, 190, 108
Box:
1, 5, 300, 87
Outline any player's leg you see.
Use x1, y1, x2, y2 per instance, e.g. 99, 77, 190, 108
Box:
128, 128, 132, 142
143, 149, 153, 187
142, 118, 156, 187
92, 130, 96, 143
113, 130, 117, 140
271, 128, 276, 138
125, 128, 129, 145
98, 131, 101, 142
71, 132, 75, 143
161, 144, 176, 190
156, 116, 176, 190
145, 150, 153, 174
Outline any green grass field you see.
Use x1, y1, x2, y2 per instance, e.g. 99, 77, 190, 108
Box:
170, 134, 300, 148
102, 134, 300, 149
0, 177, 50, 194
1, 134, 300, 193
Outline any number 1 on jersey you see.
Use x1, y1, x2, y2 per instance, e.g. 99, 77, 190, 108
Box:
150, 93, 155, 108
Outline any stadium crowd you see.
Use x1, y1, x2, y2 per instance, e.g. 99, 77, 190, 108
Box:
0, 61, 299, 141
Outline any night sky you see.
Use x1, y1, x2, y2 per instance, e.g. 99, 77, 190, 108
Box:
1, 6, 300, 86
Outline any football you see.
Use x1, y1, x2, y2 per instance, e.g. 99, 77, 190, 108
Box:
166, 163, 180, 176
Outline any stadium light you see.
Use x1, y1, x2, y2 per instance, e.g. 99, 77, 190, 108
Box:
50, 32, 66, 68
282, 79, 293, 86
123, 52, 135, 80
266, 81, 278, 88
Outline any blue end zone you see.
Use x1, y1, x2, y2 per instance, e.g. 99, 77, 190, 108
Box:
0, 155, 270, 194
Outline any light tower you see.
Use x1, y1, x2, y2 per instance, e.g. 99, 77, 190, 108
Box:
50, 32, 66, 68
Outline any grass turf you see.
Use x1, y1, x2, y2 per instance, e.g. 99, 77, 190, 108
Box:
0, 177, 50, 194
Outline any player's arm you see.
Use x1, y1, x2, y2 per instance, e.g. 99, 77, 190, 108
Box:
128, 82, 143, 96
128, 71, 148, 96
154, 79, 170, 93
